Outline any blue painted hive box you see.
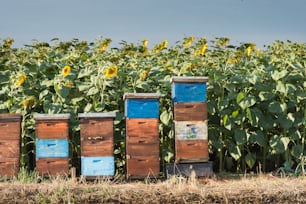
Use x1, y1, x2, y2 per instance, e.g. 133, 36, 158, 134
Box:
124, 93, 161, 118
171, 76, 208, 103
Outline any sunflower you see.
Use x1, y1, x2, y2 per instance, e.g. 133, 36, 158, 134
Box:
22, 97, 36, 108
195, 43, 208, 56
142, 40, 148, 47
99, 38, 112, 52
62, 65, 71, 77
185, 36, 195, 48
16, 74, 26, 86
105, 65, 118, 78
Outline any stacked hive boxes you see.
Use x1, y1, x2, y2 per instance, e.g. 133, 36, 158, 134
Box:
34, 114, 70, 176
79, 112, 116, 177
0, 114, 21, 177
171, 77, 209, 163
124, 93, 161, 178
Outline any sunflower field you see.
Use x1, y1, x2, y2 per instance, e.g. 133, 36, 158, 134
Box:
0, 37, 305, 175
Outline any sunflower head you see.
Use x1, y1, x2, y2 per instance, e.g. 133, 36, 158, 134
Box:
22, 97, 36, 108
16, 74, 27, 87
142, 40, 148, 47
184, 36, 195, 48
62, 65, 71, 77
105, 65, 118, 78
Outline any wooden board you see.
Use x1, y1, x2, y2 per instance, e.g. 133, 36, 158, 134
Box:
0, 158, 19, 177
0, 140, 20, 158
36, 139, 69, 158
126, 143, 159, 157
0, 121, 21, 140
126, 118, 159, 138
126, 156, 159, 178
35, 121, 69, 139
80, 118, 114, 156
175, 140, 209, 162
81, 156, 114, 176
36, 158, 69, 177
172, 82, 207, 103
174, 121, 208, 140
174, 102, 207, 121
125, 99, 159, 118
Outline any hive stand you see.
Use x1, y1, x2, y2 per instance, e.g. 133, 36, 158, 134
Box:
0, 114, 22, 177
166, 77, 213, 178
79, 112, 116, 179
124, 93, 161, 179
34, 113, 70, 177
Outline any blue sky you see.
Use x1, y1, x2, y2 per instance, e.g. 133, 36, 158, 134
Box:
1, 0, 305, 48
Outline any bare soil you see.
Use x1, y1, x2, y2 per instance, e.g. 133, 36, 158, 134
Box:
0, 175, 305, 204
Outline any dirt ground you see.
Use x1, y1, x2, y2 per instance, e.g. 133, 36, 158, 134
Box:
0, 175, 305, 204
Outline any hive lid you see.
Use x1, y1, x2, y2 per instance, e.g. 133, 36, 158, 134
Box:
78, 112, 116, 118
0, 113, 22, 121
123, 93, 161, 100
170, 76, 209, 83
33, 113, 71, 120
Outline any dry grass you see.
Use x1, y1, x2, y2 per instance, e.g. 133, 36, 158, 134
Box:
0, 174, 305, 203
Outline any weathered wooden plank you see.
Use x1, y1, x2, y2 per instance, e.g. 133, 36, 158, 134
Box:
0, 158, 19, 177
81, 139, 113, 156
36, 139, 69, 158
78, 112, 116, 118
170, 76, 209, 83
125, 99, 160, 118
33, 113, 70, 120
0, 121, 21, 140
123, 93, 161, 100
173, 102, 207, 121
0, 140, 20, 158
81, 156, 114, 176
126, 118, 159, 138
35, 121, 69, 139
174, 121, 208, 140
126, 156, 159, 178
172, 82, 207, 103
126, 143, 159, 156
36, 158, 69, 177
175, 140, 209, 162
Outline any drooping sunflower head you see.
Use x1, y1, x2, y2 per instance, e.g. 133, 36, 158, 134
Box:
62, 65, 71, 77
16, 74, 27, 87
105, 65, 118, 78
22, 96, 36, 108
184, 36, 195, 48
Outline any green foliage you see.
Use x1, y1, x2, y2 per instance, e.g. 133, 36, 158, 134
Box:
0, 37, 305, 174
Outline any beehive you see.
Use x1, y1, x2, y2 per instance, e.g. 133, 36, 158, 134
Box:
171, 76, 209, 162
0, 114, 21, 177
33, 113, 70, 176
79, 112, 116, 177
124, 93, 161, 179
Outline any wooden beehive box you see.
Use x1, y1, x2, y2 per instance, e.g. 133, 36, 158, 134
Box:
0, 114, 21, 177
171, 76, 209, 163
124, 93, 161, 179
33, 113, 70, 177
79, 112, 116, 177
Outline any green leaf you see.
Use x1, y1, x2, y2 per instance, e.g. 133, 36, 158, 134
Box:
84, 103, 93, 112
238, 96, 256, 110
86, 87, 99, 96
259, 92, 274, 101
228, 143, 241, 161
232, 110, 239, 118
268, 101, 286, 113
160, 110, 171, 126
245, 153, 256, 169
276, 81, 287, 95
236, 92, 245, 103
269, 135, 290, 154
291, 144, 303, 159
271, 70, 288, 81
39, 89, 49, 100
234, 129, 248, 145
249, 130, 265, 146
